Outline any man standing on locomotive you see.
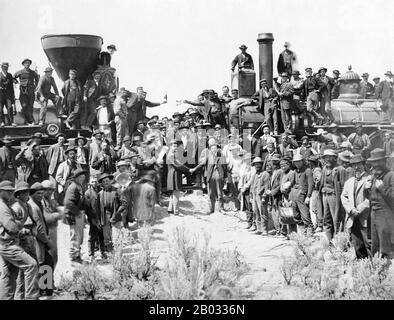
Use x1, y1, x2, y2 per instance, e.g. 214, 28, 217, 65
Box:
0, 62, 16, 127
62, 69, 82, 129
14, 58, 39, 125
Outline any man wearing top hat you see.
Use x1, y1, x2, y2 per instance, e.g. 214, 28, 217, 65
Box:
82, 71, 103, 130
14, 58, 39, 125
99, 44, 117, 68
0, 62, 16, 126
347, 123, 371, 158
341, 154, 371, 259
36, 67, 61, 125
359, 73, 375, 99
231, 44, 254, 72
375, 71, 394, 123
63, 168, 87, 263
277, 42, 298, 76
0, 135, 18, 182
366, 148, 394, 258
0, 181, 39, 300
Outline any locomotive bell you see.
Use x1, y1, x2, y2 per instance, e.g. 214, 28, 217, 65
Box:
338, 65, 362, 99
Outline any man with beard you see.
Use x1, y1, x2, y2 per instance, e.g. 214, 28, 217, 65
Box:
366, 148, 394, 258
320, 149, 347, 241
13, 59, 39, 125
92, 139, 118, 174
56, 146, 82, 204
290, 154, 314, 236
341, 155, 371, 259
0, 135, 18, 182
0, 62, 16, 126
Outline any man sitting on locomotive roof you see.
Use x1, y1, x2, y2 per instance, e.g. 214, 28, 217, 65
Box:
36, 67, 61, 126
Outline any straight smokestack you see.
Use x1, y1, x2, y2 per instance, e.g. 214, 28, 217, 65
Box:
257, 33, 274, 88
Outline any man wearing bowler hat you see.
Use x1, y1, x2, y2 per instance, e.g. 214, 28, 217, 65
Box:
63, 168, 87, 263
62, 69, 82, 129
376, 71, 394, 123
14, 59, 39, 125
359, 73, 374, 99
36, 67, 61, 125
366, 148, 394, 259
278, 72, 294, 131
341, 154, 371, 259
231, 44, 254, 72
0, 62, 16, 127
277, 42, 298, 76
0, 181, 39, 300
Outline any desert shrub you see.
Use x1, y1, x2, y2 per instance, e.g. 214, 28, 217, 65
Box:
156, 225, 249, 300
279, 231, 394, 299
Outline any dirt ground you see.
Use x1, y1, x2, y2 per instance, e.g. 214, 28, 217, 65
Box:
55, 191, 297, 299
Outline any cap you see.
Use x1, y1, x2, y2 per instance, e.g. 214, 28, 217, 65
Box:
29, 182, 45, 194
1, 62, 9, 67
116, 160, 129, 167
318, 67, 328, 73
98, 172, 114, 182
323, 149, 337, 157
22, 58, 32, 65
97, 95, 109, 103
252, 157, 263, 164
44, 67, 53, 73
107, 44, 117, 51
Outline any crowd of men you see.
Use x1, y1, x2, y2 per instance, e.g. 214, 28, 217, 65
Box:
1, 51, 394, 299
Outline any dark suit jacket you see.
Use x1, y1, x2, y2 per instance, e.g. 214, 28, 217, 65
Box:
0, 72, 15, 102
279, 82, 294, 110
91, 150, 118, 174
376, 80, 393, 102
0, 146, 18, 175
64, 182, 84, 221
36, 74, 58, 98
252, 87, 275, 111
83, 79, 102, 100
231, 53, 254, 71
62, 79, 82, 107
195, 149, 227, 181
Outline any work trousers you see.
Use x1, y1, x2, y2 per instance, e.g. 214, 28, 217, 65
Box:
264, 102, 278, 134
48, 225, 58, 269
207, 173, 224, 212
168, 190, 181, 214
0, 243, 39, 300
19, 92, 35, 124
310, 190, 323, 228
65, 101, 80, 128
371, 209, 394, 259
81, 99, 97, 128
292, 194, 313, 228
350, 218, 372, 259
88, 224, 105, 256
39, 93, 61, 123
115, 116, 129, 147
69, 213, 85, 260
0, 95, 13, 124
241, 192, 253, 225
252, 194, 268, 233
319, 93, 334, 122
281, 108, 292, 131
322, 193, 342, 241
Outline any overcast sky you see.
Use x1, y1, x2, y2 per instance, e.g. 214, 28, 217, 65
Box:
1, 0, 393, 117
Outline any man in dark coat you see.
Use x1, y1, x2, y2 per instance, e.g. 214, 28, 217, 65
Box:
231, 44, 254, 72
303, 68, 324, 125
277, 42, 297, 76
359, 73, 375, 99
366, 148, 394, 259
331, 70, 341, 100
277, 72, 294, 130
46, 133, 67, 180
375, 71, 394, 123
98, 44, 116, 67
191, 138, 227, 214
16, 143, 49, 186
383, 131, 394, 171
0, 62, 16, 126
252, 79, 278, 134
82, 71, 102, 130
36, 67, 61, 125
91, 138, 118, 174
63, 169, 87, 263
317, 67, 335, 124
14, 59, 39, 125
0, 135, 18, 182
62, 69, 82, 129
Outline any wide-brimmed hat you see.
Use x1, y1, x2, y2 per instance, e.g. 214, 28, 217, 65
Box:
323, 149, 337, 157
22, 58, 32, 65
44, 67, 53, 73
92, 129, 103, 136
97, 95, 109, 103
72, 168, 87, 179
361, 73, 369, 78
270, 154, 281, 162
260, 79, 267, 84
373, 77, 380, 81
332, 70, 340, 75
1, 62, 9, 67
350, 154, 365, 165
74, 135, 87, 145
0, 181, 15, 191
172, 112, 182, 118
367, 148, 386, 162
14, 182, 30, 195
239, 44, 248, 50
252, 157, 263, 164
1, 135, 14, 144
65, 146, 76, 154
179, 122, 189, 130
305, 67, 312, 72
107, 44, 117, 51
55, 133, 66, 139
29, 182, 45, 194
338, 151, 353, 162
98, 172, 114, 182
31, 132, 43, 139
292, 154, 304, 162
292, 70, 301, 76
42, 180, 55, 190
318, 67, 328, 73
